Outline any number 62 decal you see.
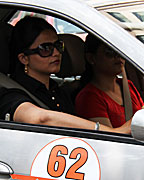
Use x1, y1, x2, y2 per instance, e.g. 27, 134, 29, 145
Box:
31, 137, 101, 180
48, 145, 87, 179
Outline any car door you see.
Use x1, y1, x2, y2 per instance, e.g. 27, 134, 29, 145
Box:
0, 0, 144, 180
0, 120, 144, 180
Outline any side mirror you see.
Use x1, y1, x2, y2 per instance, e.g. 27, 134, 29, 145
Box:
131, 109, 144, 142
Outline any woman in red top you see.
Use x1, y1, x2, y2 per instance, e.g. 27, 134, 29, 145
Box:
75, 34, 144, 131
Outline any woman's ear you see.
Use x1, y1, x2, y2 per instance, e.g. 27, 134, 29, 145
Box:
86, 53, 95, 65
17, 53, 29, 65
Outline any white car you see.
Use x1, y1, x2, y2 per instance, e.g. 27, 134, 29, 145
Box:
0, 0, 144, 180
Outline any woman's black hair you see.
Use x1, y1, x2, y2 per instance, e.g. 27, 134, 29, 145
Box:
9, 15, 57, 73
80, 33, 102, 88
84, 33, 102, 53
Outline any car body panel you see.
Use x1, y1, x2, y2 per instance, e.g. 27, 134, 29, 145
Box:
0, 0, 143, 179
0, 121, 144, 180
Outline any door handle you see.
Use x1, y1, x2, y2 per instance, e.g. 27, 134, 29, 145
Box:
0, 161, 13, 179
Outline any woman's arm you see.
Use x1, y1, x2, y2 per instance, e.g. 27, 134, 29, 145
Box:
13, 102, 131, 134
13, 102, 96, 130
89, 117, 131, 134
89, 117, 113, 127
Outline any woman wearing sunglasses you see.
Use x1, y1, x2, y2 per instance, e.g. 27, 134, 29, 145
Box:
75, 34, 144, 133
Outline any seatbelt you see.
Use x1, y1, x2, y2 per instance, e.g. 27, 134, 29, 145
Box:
0, 73, 49, 110
122, 67, 133, 121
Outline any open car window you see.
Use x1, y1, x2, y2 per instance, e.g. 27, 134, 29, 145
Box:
8, 10, 87, 40
3, 7, 144, 131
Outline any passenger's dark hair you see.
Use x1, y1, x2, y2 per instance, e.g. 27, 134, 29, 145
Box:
9, 16, 57, 73
80, 34, 102, 88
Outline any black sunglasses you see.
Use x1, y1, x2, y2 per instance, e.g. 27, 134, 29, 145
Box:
23, 40, 64, 57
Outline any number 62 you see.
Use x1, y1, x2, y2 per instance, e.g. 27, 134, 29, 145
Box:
47, 145, 88, 180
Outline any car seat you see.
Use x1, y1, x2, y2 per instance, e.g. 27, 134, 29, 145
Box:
57, 34, 85, 78
0, 21, 13, 74
57, 34, 86, 103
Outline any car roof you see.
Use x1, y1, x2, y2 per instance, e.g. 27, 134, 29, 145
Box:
0, 0, 144, 72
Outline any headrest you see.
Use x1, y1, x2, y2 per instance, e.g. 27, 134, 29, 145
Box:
56, 34, 85, 78
0, 22, 13, 74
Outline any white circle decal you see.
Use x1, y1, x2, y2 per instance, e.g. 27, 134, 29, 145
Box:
31, 137, 101, 180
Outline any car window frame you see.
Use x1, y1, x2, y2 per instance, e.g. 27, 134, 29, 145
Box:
0, 1, 143, 142
1, 119, 144, 146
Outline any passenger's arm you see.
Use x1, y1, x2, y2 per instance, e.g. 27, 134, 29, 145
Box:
89, 117, 131, 134
89, 117, 113, 127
